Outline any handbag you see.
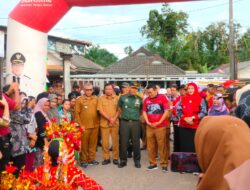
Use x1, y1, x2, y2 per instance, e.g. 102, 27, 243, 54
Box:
170, 152, 201, 173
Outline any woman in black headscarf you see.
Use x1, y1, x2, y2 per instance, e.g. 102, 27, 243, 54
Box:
235, 85, 250, 127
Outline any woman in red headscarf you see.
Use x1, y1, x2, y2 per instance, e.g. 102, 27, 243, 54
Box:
176, 82, 207, 152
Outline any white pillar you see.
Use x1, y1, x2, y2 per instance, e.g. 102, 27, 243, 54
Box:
61, 53, 72, 98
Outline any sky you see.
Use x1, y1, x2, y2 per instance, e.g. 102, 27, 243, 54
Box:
0, 0, 250, 58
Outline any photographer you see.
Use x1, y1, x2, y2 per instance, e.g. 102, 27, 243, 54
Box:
0, 82, 20, 173
0, 95, 10, 161
0, 94, 10, 127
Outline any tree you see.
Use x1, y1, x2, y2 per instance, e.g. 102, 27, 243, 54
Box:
142, 4, 249, 73
85, 45, 118, 67
141, 3, 188, 43
200, 22, 229, 69
124, 46, 133, 56
238, 29, 250, 61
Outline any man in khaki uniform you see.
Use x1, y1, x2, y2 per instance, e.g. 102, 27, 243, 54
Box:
75, 83, 99, 168
97, 83, 120, 165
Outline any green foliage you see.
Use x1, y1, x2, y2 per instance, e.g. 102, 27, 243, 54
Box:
142, 4, 250, 73
85, 45, 118, 67
141, 4, 188, 43
124, 46, 134, 56
238, 29, 250, 61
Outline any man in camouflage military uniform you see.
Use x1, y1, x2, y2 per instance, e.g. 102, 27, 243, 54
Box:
118, 82, 142, 168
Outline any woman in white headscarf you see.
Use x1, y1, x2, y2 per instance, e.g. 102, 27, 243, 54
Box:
33, 97, 50, 168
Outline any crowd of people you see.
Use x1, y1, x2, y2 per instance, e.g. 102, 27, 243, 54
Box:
0, 79, 250, 189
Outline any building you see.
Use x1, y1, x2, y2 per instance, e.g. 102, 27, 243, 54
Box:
0, 25, 103, 94
71, 47, 227, 90
47, 50, 103, 82
209, 61, 250, 82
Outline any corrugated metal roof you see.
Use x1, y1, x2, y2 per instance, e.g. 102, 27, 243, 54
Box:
209, 61, 250, 74
98, 47, 185, 75
47, 50, 103, 74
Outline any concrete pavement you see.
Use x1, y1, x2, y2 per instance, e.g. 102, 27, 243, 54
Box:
82, 148, 198, 190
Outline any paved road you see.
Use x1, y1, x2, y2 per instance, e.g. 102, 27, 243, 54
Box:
82, 147, 198, 190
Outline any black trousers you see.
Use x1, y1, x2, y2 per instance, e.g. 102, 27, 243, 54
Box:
119, 120, 141, 163
127, 139, 133, 155
173, 125, 180, 152
11, 154, 26, 177
119, 119, 133, 155
0, 134, 12, 173
179, 127, 196, 152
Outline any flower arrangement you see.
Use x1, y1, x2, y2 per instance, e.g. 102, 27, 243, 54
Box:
44, 118, 84, 151
0, 162, 17, 190
0, 119, 85, 190
0, 163, 35, 190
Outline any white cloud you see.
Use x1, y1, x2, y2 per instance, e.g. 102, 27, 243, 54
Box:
48, 30, 69, 38
99, 43, 128, 59
2, 0, 249, 62
188, 21, 205, 31
55, 8, 135, 29
99, 42, 145, 59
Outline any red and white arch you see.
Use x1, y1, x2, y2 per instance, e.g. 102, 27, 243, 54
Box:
7, 0, 197, 95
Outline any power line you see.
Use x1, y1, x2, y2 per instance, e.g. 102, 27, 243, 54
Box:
53, 19, 146, 31
53, 0, 245, 31
76, 33, 144, 40
65, 19, 250, 41
0, 0, 246, 29
186, 0, 243, 13
97, 40, 149, 45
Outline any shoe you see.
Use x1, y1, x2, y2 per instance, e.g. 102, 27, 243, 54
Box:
102, 159, 110, 165
118, 162, 127, 168
135, 162, 141, 168
80, 162, 88, 168
162, 167, 169, 173
88, 160, 99, 166
146, 165, 158, 171
113, 159, 119, 165
193, 172, 200, 176
127, 152, 132, 158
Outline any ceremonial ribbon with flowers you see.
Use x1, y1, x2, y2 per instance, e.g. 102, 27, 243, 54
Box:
0, 118, 84, 189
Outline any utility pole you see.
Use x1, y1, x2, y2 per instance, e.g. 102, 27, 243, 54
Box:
229, 0, 237, 80
146, 60, 149, 87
